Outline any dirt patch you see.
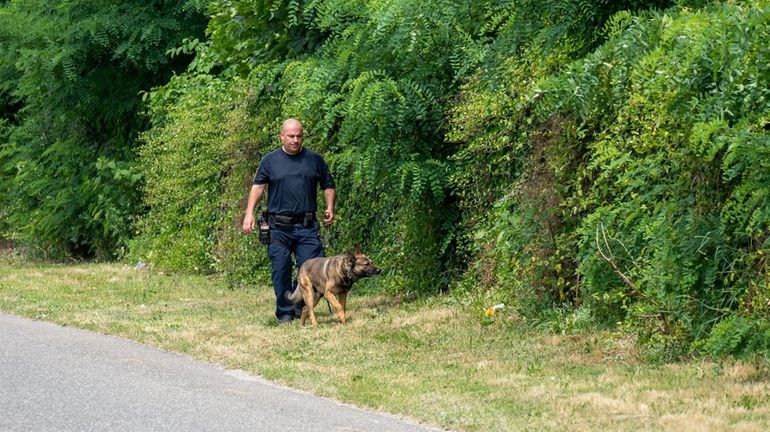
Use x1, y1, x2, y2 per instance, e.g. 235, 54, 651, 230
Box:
0, 238, 14, 254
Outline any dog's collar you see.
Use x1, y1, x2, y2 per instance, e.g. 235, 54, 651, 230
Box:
341, 266, 355, 287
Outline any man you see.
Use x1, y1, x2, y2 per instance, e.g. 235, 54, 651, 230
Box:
242, 118, 336, 324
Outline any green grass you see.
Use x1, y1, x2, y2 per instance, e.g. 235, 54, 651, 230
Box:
1, 257, 769, 431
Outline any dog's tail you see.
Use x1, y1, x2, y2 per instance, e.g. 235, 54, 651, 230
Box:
285, 285, 303, 304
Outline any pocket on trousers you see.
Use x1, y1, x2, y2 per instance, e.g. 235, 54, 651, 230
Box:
267, 242, 290, 261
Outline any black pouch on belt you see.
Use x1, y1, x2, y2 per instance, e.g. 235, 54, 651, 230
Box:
271, 214, 295, 229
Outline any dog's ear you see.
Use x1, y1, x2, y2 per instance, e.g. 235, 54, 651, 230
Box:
353, 244, 363, 256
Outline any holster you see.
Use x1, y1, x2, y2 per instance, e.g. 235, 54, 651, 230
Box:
258, 211, 271, 245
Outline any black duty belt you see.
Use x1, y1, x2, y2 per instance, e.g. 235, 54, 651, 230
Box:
269, 212, 316, 228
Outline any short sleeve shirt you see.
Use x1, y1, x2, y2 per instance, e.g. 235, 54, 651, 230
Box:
253, 147, 335, 215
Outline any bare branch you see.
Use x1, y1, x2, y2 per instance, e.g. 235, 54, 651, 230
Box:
595, 221, 672, 334
595, 222, 638, 293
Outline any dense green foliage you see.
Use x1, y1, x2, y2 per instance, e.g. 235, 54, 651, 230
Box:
131, 74, 269, 283
2, 0, 768, 358
0, 0, 207, 258
452, 0, 770, 357
135, 0, 500, 291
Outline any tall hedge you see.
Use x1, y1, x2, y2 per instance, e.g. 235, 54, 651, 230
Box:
135, 0, 511, 291
451, 0, 770, 357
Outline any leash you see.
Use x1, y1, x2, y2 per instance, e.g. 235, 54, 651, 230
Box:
320, 217, 336, 316
314, 293, 333, 315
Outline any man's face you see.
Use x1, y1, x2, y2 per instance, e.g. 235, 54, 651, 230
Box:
280, 122, 304, 155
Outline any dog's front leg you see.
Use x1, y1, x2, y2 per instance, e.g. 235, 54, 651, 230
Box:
324, 291, 346, 324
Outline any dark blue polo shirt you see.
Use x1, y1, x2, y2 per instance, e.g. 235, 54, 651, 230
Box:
253, 147, 335, 215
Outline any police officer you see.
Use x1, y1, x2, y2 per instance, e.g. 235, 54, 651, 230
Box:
242, 118, 336, 324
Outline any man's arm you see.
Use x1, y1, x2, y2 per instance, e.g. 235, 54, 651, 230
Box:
242, 183, 266, 233
323, 188, 336, 225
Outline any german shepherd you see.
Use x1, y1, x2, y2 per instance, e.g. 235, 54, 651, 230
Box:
286, 245, 381, 326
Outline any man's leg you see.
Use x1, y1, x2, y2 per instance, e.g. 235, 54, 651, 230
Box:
267, 231, 298, 321
293, 224, 324, 318
294, 224, 324, 268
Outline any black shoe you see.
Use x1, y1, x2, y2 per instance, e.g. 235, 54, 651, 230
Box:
277, 315, 294, 325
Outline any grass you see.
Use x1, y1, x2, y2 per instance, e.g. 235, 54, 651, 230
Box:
1, 255, 769, 431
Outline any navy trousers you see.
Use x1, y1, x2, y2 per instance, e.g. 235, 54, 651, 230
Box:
267, 222, 324, 320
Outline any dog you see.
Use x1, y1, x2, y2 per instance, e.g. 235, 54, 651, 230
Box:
286, 245, 381, 326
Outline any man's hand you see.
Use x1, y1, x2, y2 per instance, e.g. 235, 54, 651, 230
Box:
243, 213, 256, 233
323, 188, 336, 226
324, 208, 334, 225
243, 184, 265, 234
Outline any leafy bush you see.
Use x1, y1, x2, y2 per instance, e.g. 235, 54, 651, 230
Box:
698, 314, 770, 358
130, 73, 272, 285
0, 0, 206, 258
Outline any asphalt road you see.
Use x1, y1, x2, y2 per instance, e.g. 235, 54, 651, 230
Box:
0, 313, 440, 432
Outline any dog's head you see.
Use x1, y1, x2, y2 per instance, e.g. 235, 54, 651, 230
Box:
350, 244, 381, 279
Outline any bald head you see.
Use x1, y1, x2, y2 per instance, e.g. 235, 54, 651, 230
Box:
281, 118, 303, 132
280, 118, 304, 155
